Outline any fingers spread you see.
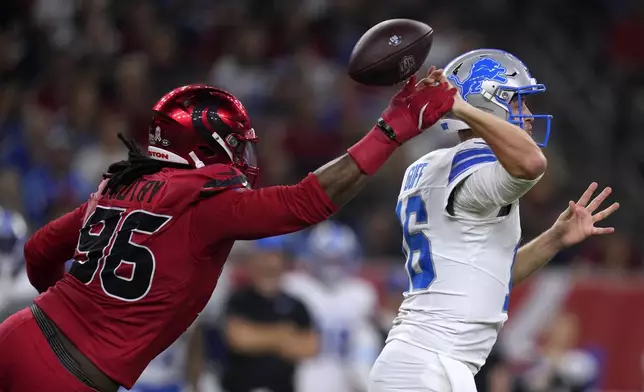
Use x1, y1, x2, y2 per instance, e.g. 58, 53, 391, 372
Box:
592, 202, 620, 223
587, 186, 612, 213
577, 182, 598, 207
592, 227, 615, 235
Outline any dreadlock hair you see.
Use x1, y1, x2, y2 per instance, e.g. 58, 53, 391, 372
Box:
102, 133, 189, 196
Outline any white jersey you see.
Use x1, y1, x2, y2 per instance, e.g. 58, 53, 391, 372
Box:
283, 271, 381, 392
387, 138, 538, 372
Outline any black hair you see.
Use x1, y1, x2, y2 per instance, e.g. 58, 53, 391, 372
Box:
102, 133, 188, 196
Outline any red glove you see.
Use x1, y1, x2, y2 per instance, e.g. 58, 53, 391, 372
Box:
348, 76, 456, 175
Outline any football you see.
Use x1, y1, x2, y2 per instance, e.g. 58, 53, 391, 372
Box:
348, 19, 434, 86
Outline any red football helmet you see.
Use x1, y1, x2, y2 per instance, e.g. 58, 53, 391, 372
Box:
147, 84, 259, 187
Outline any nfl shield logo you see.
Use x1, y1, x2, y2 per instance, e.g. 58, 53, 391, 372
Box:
398, 55, 416, 78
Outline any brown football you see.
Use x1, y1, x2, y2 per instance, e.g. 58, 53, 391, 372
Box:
348, 19, 434, 86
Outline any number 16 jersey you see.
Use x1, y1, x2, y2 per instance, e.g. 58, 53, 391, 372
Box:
387, 139, 521, 373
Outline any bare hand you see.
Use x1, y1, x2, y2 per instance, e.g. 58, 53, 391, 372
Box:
420, 66, 447, 85
418, 66, 467, 113
550, 182, 620, 248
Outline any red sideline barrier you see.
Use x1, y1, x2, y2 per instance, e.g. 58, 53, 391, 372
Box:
510, 276, 644, 391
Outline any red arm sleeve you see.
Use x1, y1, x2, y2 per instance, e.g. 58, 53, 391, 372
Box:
192, 173, 338, 242
24, 203, 87, 293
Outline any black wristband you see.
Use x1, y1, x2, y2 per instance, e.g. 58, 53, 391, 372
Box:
376, 118, 397, 141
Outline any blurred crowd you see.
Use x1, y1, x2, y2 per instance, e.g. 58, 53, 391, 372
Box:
0, 0, 644, 391
0, 0, 642, 269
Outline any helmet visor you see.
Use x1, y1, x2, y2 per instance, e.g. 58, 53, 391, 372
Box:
241, 140, 258, 168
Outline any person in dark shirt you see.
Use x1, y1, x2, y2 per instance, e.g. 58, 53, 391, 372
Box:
222, 236, 318, 392
474, 345, 511, 392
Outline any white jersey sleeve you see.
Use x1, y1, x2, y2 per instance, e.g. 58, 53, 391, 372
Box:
442, 139, 497, 210
453, 162, 542, 217
442, 139, 541, 218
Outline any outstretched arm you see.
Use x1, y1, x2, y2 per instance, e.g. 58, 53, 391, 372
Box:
313, 154, 368, 207
318, 72, 454, 206
195, 74, 456, 241
512, 182, 619, 286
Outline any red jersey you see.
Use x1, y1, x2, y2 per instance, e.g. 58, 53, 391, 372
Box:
24, 164, 336, 388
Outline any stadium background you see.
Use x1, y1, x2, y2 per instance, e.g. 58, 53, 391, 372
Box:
0, 0, 643, 391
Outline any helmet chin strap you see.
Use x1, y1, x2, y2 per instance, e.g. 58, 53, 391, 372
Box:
188, 151, 205, 168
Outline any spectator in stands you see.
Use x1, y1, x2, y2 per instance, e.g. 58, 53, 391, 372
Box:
222, 237, 318, 392
72, 110, 128, 186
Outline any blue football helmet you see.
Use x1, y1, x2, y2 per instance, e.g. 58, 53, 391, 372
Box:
430, 49, 553, 147
301, 221, 362, 284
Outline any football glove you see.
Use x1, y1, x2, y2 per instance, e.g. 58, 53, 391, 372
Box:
381, 75, 456, 145
348, 75, 456, 175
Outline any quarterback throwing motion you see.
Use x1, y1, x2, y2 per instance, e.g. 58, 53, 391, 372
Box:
369, 49, 619, 392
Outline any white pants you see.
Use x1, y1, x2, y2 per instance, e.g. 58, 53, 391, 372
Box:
368, 340, 477, 392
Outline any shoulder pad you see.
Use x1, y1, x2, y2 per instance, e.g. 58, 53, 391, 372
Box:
158, 164, 249, 210
456, 138, 489, 152
198, 164, 250, 198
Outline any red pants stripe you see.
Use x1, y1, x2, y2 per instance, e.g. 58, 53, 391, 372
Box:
0, 307, 95, 392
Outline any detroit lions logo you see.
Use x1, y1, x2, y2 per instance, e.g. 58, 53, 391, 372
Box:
448, 58, 508, 101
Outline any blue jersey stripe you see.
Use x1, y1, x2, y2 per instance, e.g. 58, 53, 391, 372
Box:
448, 155, 497, 183
452, 147, 494, 167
